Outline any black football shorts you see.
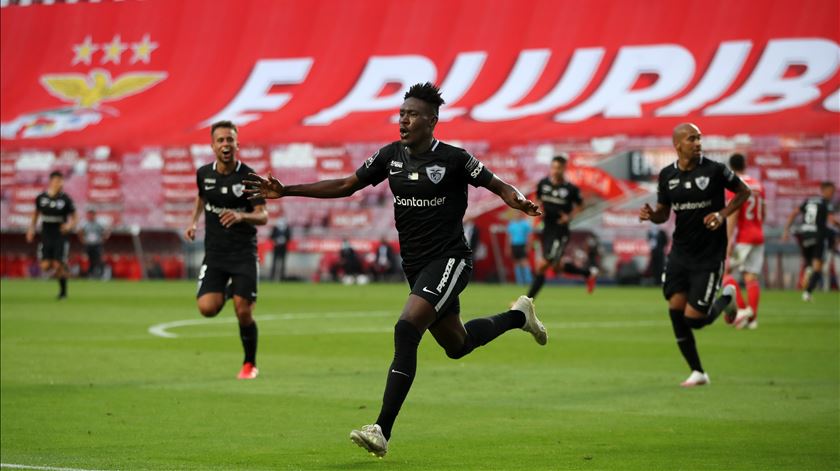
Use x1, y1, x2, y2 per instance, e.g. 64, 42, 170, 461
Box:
196, 255, 259, 302
406, 257, 472, 317
662, 257, 725, 314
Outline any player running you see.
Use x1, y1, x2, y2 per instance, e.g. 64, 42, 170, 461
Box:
721, 154, 765, 329
640, 123, 750, 387
184, 120, 268, 380
526, 155, 597, 299
782, 181, 837, 302
245, 83, 546, 457
26, 171, 77, 300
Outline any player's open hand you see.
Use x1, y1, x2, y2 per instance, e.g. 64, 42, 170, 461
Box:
219, 209, 243, 228
184, 225, 196, 241
639, 203, 654, 221
704, 211, 724, 231
244, 172, 284, 200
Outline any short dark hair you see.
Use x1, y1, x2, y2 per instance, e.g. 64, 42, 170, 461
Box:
49, 171, 63, 179
821, 181, 835, 189
404, 82, 445, 116
552, 155, 568, 165
729, 153, 746, 172
210, 120, 238, 137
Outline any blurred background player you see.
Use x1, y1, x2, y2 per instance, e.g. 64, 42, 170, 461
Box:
269, 211, 291, 281
527, 155, 597, 298
721, 154, 764, 329
782, 181, 837, 302
78, 208, 110, 279
640, 123, 749, 387
26, 171, 77, 299
507, 212, 532, 285
246, 82, 546, 458
184, 121, 268, 380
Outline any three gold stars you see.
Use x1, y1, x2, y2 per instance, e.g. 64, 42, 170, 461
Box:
71, 34, 159, 65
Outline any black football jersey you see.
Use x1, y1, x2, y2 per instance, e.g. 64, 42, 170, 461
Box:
798, 197, 834, 238
657, 156, 743, 267
355, 140, 494, 272
196, 161, 265, 257
35, 191, 76, 238
535, 177, 582, 229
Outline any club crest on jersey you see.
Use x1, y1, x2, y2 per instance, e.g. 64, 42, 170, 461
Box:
668, 179, 679, 190
695, 176, 710, 190
232, 183, 245, 197
426, 165, 446, 184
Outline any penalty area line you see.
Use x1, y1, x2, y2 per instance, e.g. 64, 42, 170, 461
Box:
1, 464, 111, 471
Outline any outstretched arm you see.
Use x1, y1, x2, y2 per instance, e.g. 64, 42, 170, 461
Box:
485, 176, 541, 216
245, 173, 367, 200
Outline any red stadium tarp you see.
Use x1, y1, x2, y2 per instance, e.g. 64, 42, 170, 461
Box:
1, 0, 838, 150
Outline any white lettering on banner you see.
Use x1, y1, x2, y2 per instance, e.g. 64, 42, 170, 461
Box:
304, 55, 436, 125
197, 39, 839, 130
556, 45, 695, 121
201, 58, 313, 127
656, 41, 752, 116
705, 39, 840, 115
472, 48, 603, 122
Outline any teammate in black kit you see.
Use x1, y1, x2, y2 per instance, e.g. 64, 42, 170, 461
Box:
527, 155, 598, 299
245, 83, 547, 457
782, 181, 837, 302
184, 120, 268, 380
26, 171, 77, 299
640, 123, 750, 387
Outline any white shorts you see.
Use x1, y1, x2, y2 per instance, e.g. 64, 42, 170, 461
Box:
730, 243, 765, 275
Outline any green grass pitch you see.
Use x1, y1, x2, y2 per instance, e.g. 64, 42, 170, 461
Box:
1, 279, 838, 470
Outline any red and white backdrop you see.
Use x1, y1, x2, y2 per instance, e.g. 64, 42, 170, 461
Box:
1, 0, 838, 150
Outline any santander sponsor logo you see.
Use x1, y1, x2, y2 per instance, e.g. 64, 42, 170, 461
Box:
204, 39, 840, 127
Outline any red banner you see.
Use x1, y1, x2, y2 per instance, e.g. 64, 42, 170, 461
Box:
1, 0, 838, 151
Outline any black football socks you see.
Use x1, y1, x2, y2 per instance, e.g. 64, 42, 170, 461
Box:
527, 274, 546, 298
239, 321, 258, 365
562, 262, 590, 278
58, 277, 67, 298
376, 319, 422, 441
449, 310, 527, 359
669, 309, 703, 373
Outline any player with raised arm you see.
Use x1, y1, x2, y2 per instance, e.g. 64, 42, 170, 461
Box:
184, 121, 268, 379
721, 153, 765, 329
782, 181, 837, 302
245, 83, 546, 457
640, 123, 750, 387
526, 155, 598, 299
26, 171, 77, 300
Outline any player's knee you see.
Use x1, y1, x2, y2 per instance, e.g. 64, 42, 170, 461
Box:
197, 302, 221, 317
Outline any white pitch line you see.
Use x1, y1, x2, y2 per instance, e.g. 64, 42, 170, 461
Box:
1, 464, 110, 471
147, 311, 392, 338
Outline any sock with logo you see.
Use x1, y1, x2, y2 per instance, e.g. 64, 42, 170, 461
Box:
239, 321, 258, 365
527, 274, 545, 298
746, 279, 760, 320
376, 319, 422, 441
669, 309, 703, 372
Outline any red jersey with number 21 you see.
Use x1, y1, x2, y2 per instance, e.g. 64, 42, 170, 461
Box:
726, 174, 765, 244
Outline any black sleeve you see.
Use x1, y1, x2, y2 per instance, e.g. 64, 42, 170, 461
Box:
65, 195, 76, 215
721, 164, 743, 193
458, 150, 494, 187
656, 170, 670, 207
196, 170, 204, 199
355, 144, 392, 187
572, 185, 583, 206
535, 182, 542, 202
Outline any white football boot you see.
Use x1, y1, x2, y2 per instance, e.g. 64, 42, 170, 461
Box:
513, 296, 547, 345
350, 424, 388, 458
734, 308, 754, 330
680, 370, 710, 387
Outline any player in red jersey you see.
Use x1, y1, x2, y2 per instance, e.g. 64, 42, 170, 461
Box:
722, 154, 764, 329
